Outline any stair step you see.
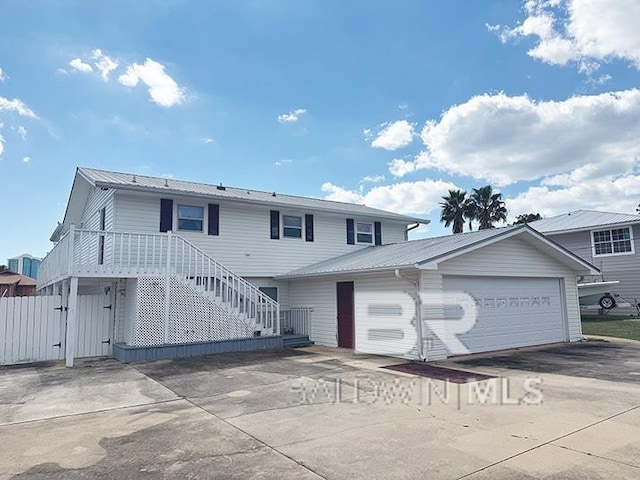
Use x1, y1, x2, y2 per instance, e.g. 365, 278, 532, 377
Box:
283, 335, 313, 348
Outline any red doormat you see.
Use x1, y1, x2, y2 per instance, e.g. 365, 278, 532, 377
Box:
381, 363, 496, 384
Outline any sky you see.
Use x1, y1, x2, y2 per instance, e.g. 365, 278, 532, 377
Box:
1, 0, 639, 261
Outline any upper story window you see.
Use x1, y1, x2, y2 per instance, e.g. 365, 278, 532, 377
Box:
178, 205, 204, 231
356, 222, 373, 244
283, 215, 303, 238
592, 227, 634, 256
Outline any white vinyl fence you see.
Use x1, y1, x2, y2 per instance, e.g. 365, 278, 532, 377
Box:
0, 294, 112, 366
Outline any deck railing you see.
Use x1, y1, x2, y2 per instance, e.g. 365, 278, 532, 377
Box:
38, 227, 279, 334
280, 307, 312, 336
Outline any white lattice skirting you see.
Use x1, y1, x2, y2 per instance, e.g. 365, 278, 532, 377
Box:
126, 276, 254, 346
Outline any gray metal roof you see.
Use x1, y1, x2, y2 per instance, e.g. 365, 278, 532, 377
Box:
77, 167, 427, 224
278, 226, 528, 278
529, 210, 640, 234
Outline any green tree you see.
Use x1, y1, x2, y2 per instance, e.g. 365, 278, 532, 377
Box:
513, 213, 542, 225
468, 185, 508, 230
440, 190, 473, 234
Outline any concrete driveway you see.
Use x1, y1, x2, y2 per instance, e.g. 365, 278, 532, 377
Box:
1, 340, 639, 479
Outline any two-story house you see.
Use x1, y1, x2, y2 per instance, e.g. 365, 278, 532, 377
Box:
38, 168, 597, 366
529, 210, 640, 314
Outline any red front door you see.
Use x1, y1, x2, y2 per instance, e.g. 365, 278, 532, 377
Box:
336, 281, 355, 348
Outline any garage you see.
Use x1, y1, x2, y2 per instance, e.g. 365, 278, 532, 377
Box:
443, 275, 567, 354
281, 224, 599, 361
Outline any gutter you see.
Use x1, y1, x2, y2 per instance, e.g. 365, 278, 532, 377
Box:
394, 269, 426, 362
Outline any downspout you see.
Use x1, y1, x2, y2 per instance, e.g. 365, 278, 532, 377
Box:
405, 222, 421, 241
394, 269, 427, 362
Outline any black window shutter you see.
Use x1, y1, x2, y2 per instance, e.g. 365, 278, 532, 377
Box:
208, 204, 219, 236
374, 221, 382, 245
270, 210, 280, 239
346, 218, 355, 245
305, 214, 314, 242
160, 199, 173, 232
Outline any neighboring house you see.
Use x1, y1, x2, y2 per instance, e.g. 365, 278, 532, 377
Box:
0, 270, 37, 297
529, 210, 640, 313
38, 167, 597, 366
7, 254, 41, 279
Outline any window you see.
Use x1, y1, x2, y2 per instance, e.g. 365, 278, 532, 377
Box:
178, 205, 204, 231
592, 227, 633, 256
259, 286, 278, 302
283, 215, 302, 238
356, 222, 373, 244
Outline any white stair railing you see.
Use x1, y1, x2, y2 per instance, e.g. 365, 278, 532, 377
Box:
37, 228, 279, 335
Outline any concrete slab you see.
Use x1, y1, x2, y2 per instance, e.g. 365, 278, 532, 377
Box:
0, 358, 178, 425
2, 340, 640, 479
0, 400, 322, 480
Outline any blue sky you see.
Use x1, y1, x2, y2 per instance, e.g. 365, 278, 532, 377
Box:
1, 0, 639, 261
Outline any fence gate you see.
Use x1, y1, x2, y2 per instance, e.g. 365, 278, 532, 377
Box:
0, 295, 65, 365
75, 293, 113, 358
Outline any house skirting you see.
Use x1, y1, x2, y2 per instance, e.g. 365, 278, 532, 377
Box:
113, 335, 284, 363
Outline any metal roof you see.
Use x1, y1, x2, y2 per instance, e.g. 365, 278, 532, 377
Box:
529, 210, 640, 234
277, 224, 599, 279
77, 167, 428, 224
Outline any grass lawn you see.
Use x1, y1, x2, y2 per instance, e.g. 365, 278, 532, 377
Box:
581, 314, 640, 341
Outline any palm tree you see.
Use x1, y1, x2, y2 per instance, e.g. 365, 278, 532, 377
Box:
468, 186, 507, 230
440, 190, 471, 234
513, 213, 542, 225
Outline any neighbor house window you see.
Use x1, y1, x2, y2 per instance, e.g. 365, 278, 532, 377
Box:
259, 286, 278, 302
283, 215, 303, 238
178, 205, 204, 231
592, 227, 633, 256
356, 222, 373, 244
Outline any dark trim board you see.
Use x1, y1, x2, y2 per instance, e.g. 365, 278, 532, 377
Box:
113, 336, 284, 363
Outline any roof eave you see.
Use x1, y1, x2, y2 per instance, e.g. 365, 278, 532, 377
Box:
535, 219, 640, 236
276, 263, 419, 280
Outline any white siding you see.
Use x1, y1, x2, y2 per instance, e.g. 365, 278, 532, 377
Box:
436, 236, 582, 347
354, 272, 420, 360
288, 278, 338, 347
420, 270, 448, 361
114, 191, 408, 277
80, 187, 115, 230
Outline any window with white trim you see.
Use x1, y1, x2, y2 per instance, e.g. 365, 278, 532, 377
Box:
177, 205, 204, 231
592, 227, 633, 256
356, 222, 373, 244
283, 215, 302, 238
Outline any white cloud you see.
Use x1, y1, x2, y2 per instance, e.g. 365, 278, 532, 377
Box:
203, 137, 214, 144
508, 172, 640, 220
118, 58, 185, 107
277, 108, 306, 123
491, 0, 640, 72
0, 67, 6, 82
22, 156, 30, 163
388, 158, 417, 177
91, 49, 118, 81
0, 127, 4, 156
371, 120, 415, 150
69, 58, 93, 73
0, 96, 38, 119
391, 89, 640, 186
274, 159, 293, 166
360, 174, 385, 184
322, 178, 459, 216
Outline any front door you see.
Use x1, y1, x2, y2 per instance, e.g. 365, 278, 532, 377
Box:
336, 281, 354, 348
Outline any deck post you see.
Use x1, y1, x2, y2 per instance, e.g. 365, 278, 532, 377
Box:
163, 231, 172, 343
65, 276, 79, 367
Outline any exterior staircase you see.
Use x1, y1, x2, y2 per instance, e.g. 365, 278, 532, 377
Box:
38, 228, 280, 346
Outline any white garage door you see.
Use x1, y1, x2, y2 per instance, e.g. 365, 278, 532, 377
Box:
443, 276, 567, 354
